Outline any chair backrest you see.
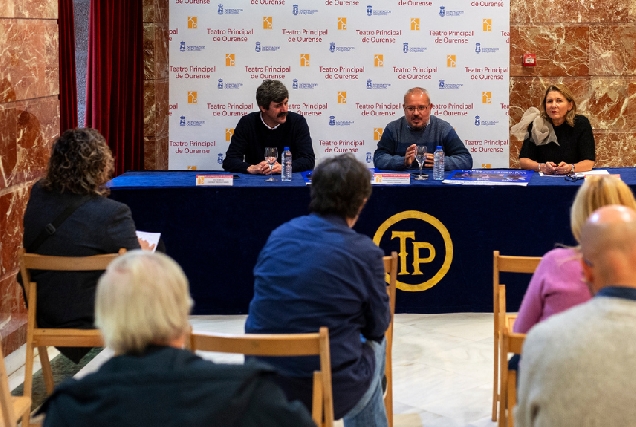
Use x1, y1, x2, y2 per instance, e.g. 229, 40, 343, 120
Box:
18, 248, 124, 426
492, 251, 541, 422
190, 327, 333, 427
0, 335, 32, 427
383, 251, 398, 427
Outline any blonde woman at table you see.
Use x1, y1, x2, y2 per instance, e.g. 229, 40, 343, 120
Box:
513, 84, 595, 175
513, 175, 636, 336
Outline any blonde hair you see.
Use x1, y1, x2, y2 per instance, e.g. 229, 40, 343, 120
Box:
540, 84, 577, 127
95, 251, 193, 354
570, 175, 636, 243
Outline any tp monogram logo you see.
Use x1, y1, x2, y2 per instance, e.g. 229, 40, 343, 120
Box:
187, 91, 197, 104
338, 17, 347, 30
410, 18, 420, 31
482, 91, 492, 104
373, 128, 383, 141
374, 54, 384, 67
373, 210, 453, 291
225, 54, 235, 66
263, 17, 273, 29
300, 53, 310, 67
225, 128, 234, 141
187, 16, 197, 29
482, 18, 492, 31
446, 54, 456, 68
338, 91, 347, 104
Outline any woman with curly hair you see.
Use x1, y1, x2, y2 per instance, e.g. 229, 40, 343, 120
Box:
22, 128, 143, 363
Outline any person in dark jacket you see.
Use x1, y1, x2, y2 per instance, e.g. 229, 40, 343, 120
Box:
22, 128, 147, 363
39, 251, 315, 427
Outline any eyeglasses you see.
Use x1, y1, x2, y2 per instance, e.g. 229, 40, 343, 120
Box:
404, 105, 430, 113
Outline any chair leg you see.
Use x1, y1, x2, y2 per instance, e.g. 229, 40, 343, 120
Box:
498, 336, 508, 427
492, 332, 499, 421
38, 346, 54, 395
507, 371, 517, 427
22, 343, 35, 427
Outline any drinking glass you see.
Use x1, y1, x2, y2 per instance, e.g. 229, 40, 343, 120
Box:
414, 145, 428, 180
264, 147, 278, 181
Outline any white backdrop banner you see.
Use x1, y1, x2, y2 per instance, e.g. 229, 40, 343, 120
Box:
169, 0, 510, 170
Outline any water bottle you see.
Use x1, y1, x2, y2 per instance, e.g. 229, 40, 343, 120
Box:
433, 146, 445, 181
281, 147, 292, 181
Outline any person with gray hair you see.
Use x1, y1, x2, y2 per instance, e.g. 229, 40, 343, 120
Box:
39, 251, 316, 427
246, 153, 390, 426
516, 205, 636, 427
373, 87, 472, 171
222, 79, 315, 174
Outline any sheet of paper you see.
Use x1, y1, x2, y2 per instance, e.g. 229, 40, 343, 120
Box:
539, 169, 609, 178
136, 230, 161, 252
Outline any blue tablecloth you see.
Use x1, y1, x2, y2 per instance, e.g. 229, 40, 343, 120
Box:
108, 168, 636, 314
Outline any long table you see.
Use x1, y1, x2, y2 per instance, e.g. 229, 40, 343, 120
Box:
108, 168, 636, 314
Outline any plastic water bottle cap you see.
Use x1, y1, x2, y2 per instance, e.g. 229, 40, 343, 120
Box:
436, 146, 442, 150
284, 147, 290, 151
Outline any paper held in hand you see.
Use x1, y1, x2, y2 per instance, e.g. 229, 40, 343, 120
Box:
136, 231, 161, 252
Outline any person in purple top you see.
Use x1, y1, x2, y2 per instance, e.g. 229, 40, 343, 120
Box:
514, 175, 636, 334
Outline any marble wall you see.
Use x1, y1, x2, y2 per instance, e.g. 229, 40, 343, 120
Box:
143, 0, 169, 170
509, 0, 636, 167
0, 0, 60, 354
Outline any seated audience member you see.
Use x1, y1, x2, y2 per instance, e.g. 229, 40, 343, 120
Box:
246, 153, 390, 427
39, 251, 315, 427
516, 205, 636, 427
513, 83, 595, 174
22, 128, 147, 363
514, 175, 636, 335
373, 87, 473, 171
222, 79, 315, 174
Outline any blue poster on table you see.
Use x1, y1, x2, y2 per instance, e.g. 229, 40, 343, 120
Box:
444, 170, 534, 186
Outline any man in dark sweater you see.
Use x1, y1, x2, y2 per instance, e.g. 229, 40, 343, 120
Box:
373, 87, 473, 171
222, 79, 315, 174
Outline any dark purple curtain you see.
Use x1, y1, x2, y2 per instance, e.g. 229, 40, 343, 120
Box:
58, 0, 78, 133
86, 0, 144, 176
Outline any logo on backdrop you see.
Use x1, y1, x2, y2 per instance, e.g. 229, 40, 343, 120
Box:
438, 80, 463, 90
403, 42, 427, 54
373, 128, 384, 140
180, 42, 205, 52
367, 79, 391, 89
410, 18, 420, 30
225, 129, 234, 141
483, 18, 492, 31
329, 42, 355, 53
293, 4, 318, 15
180, 116, 186, 126
446, 54, 456, 67
291, 78, 319, 90
439, 6, 464, 17
374, 54, 384, 67
366, 5, 391, 16
474, 42, 500, 54
373, 210, 454, 292
263, 17, 273, 29
338, 92, 347, 104
217, 153, 224, 164
225, 54, 235, 66
179, 115, 205, 127
187, 17, 197, 29
217, 79, 243, 90
338, 17, 347, 30
256, 42, 281, 52
218, 4, 243, 15
300, 54, 310, 67
482, 91, 492, 104
474, 115, 500, 126
328, 115, 354, 126
187, 91, 197, 104
366, 152, 372, 163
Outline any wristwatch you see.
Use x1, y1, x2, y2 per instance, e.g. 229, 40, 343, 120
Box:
571, 164, 575, 173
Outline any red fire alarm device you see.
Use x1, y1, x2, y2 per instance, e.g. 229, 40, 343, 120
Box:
523, 53, 537, 67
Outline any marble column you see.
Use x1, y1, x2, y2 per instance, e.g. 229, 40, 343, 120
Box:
509, 0, 636, 168
143, 0, 169, 170
0, 1, 60, 354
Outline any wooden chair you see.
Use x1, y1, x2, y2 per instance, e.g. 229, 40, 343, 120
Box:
18, 248, 124, 427
497, 286, 526, 427
383, 251, 398, 427
492, 251, 541, 421
190, 326, 334, 427
0, 337, 31, 427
